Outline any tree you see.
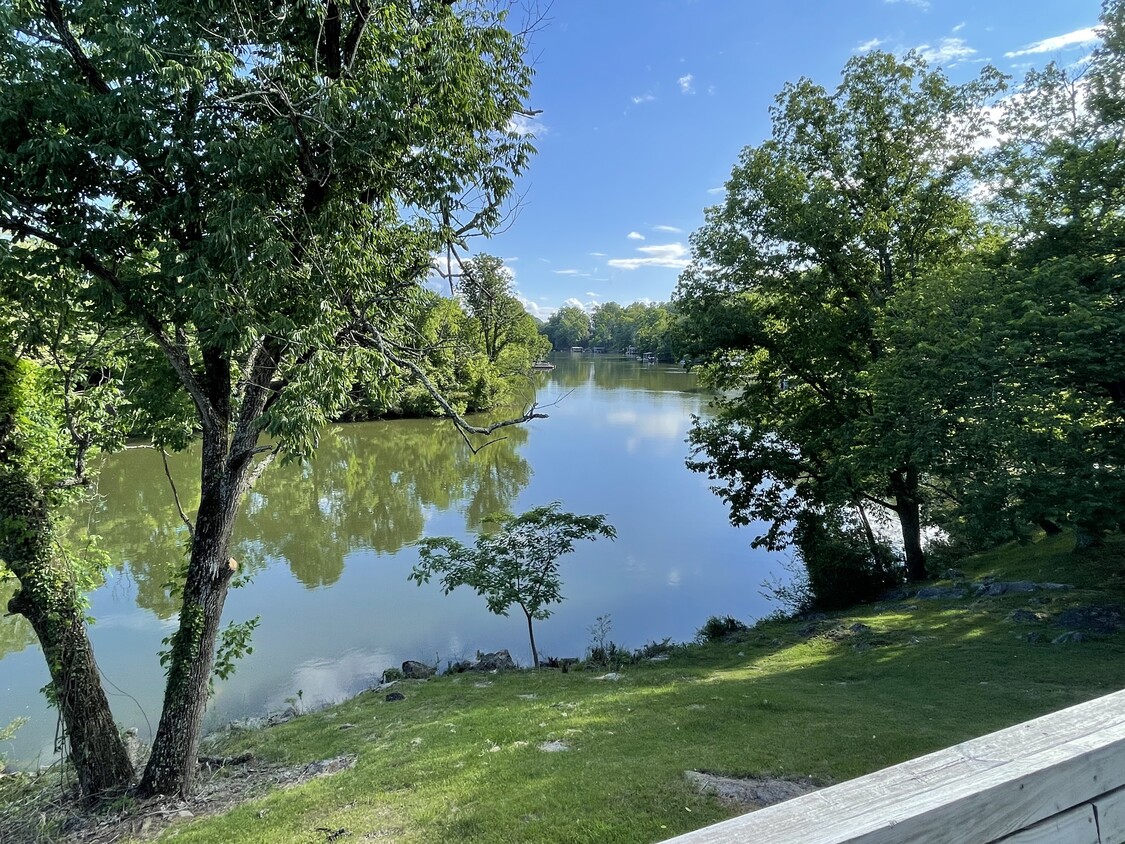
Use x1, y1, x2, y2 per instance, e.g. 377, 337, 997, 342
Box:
0, 0, 540, 796
543, 305, 591, 350
0, 291, 135, 797
460, 254, 548, 365
676, 51, 1002, 580
411, 503, 615, 668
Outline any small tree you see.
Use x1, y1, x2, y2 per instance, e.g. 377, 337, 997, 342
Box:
411, 503, 616, 668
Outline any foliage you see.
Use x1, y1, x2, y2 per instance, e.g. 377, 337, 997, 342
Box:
541, 306, 592, 350
676, 50, 1004, 581
411, 503, 616, 667
792, 510, 902, 611
0, 0, 539, 796
695, 615, 750, 643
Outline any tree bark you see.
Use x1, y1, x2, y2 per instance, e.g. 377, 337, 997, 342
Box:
138, 427, 242, 797
0, 469, 134, 799
523, 607, 539, 668
890, 467, 927, 582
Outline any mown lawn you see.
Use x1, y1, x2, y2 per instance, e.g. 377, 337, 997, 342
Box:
4, 534, 1124, 843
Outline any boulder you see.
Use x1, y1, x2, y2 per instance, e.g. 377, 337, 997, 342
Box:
473, 649, 517, 672
1055, 605, 1124, 634
916, 586, 967, 600
401, 660, 436, 680
385, 691, 406, 702
1052, 631, 1085, 645
1008, 609, 1045, 624
974, 581, 1036, 597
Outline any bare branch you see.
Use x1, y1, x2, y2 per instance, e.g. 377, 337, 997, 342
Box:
162, 449, 195, 539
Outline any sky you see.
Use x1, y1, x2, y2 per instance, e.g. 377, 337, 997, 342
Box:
472, 0, 1106, 320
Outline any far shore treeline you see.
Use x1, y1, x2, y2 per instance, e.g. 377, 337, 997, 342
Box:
0, 0, 1122, 810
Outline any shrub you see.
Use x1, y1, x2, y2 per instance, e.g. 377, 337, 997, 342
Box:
696, 615, 750, 643
792, 509, 902, 611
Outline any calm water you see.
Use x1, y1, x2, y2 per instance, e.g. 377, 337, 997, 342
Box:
0, 355, 784, 767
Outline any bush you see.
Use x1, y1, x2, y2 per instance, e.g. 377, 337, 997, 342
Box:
792, 509, 902, 611
696, 615, 750, 643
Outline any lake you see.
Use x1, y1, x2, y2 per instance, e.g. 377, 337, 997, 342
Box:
0, 354, 785, 767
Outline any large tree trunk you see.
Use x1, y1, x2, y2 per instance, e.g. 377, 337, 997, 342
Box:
890, 467, 927, 582
0, 469, 134, 799
138, 428, 243, 798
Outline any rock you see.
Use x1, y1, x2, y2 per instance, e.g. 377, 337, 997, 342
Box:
916, 586, 967, 600
538, 740, 569, 752
1055, 605, 1124, 634
401, 660, 435, 680
684, 771, 819, 809
1008, 609, 1045, 624
1052, 631, 1086, 645
848, 622, 871, 633
1039, 583, 1074, 591
302, 755, 357, 777
385, 691, 406, 702
381, 667, 404, 683
940, 568, 966, 581
880, 588, 913, 602
1026, 632, 1043, 644
594, 672, 623, 681
975, 581, 1037, 597
473, 649, 517, 672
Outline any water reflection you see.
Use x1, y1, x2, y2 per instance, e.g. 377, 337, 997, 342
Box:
2, 355, 781, 766
78, 416, 531, 599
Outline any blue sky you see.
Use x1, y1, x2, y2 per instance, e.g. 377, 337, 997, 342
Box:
475, 0, 1104, 320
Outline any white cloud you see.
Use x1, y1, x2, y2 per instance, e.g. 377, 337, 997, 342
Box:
553, 269, 583, 276
562, 297, 596, 313
855, 37, 884, 53
627, 231, 645, 240
607, 242, 690, 271
506, 113, 545, 137
632, 93, 656, 105
952, 21, 966, 33
653, 224, 682, 233
707, 186, 725, 195
586, 291, 600, 297
678, 74, 695, 95
1005, 27, 1101, 59
916, 37, 976, 65
589, 251, 607, 257
886, 0, 930, 8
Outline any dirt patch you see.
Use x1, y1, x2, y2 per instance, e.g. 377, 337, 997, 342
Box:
0, 754, 356, 844
684, 770, 820, 810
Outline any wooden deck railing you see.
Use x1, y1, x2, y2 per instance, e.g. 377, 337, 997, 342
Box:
661, 687, 1125, 844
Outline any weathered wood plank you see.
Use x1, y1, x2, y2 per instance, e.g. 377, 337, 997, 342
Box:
1095, 785, 1125, 844
661, 688, 1125, 844
994, 805, 1099, 844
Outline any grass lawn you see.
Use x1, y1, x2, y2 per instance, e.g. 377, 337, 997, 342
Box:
4, 533, 1124, 843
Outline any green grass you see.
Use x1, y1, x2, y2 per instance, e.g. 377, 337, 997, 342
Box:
12, 535, 1125, 843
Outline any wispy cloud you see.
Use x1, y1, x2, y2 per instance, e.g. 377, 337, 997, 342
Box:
608, 242, 690, 271
589, 251, 607, 258
553, 269, 585, 276
506, 113, 545, 137
653, 224, 682, 234
952, 21, 966, 33
586, 291, 600, 298
916, 37, 976, 65
707, 186, 725, 195
678, 74, 695, 95
855, 37, 884, 53
632, 93, 656, 105
1005, 27, 1101, 58
886, 0, 929, 9
627, 231, 645, 241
